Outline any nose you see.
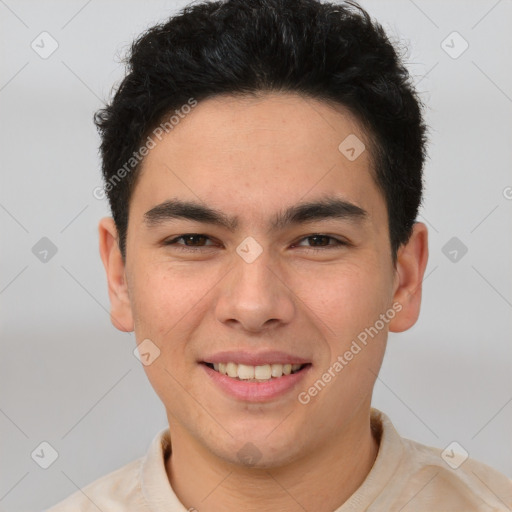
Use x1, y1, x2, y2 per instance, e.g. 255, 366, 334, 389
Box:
215, 248, 296, 334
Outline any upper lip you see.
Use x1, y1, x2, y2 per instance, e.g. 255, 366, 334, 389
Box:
201, 350, 310, 366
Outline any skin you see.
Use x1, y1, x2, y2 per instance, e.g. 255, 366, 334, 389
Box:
99, 93, 428, 511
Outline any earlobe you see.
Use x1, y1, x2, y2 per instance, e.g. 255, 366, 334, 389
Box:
388, 222, 429, 333
98, 217, 134, 332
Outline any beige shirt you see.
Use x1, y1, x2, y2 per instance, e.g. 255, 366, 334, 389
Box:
46, 408, 512, 511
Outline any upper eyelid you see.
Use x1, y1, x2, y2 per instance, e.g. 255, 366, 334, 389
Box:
165, 233, 349, 246
163, 234, 216, 247
294, 235, 348, 246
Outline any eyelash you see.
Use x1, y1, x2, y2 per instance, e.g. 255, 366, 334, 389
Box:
163, 233, 349, 253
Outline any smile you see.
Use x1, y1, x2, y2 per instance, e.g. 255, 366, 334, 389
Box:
204, 362, 307, 381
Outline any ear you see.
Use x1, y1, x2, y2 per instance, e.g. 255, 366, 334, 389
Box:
98, 217, 134, 332
388, 222, 429, 333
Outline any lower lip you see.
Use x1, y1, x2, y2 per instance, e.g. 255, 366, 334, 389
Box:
201, 363, 311, 402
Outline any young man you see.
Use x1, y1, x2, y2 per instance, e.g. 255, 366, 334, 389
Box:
47, 0, 512, 510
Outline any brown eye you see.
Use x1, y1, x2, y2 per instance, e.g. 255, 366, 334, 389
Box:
164, 234, 217, 250
293, 234, 347, 250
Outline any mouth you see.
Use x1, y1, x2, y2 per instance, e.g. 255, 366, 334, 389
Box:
202, 361, 310, 382
200, 351, 312, 401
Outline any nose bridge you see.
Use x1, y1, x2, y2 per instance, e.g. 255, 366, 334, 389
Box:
233, 248, 275, 297
215, 243, 295, 331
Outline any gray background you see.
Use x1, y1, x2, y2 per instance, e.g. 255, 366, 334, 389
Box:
1, 0, 511, 510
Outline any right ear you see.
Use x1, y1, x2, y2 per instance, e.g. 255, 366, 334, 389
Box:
98, 217, 134, 332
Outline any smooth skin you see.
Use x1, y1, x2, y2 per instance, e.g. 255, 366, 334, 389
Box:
99, 93, 428, 511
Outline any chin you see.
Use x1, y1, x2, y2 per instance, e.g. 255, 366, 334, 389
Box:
210, 435, 304, 470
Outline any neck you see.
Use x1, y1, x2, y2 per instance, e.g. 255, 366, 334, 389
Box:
165, 408, 379, 512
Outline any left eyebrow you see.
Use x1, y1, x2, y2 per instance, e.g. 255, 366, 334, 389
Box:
271, 196, 368, 230
143, 196, 368, 232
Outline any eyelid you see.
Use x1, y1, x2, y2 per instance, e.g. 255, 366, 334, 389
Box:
163, 233, 350, 250
164, 234, 219, 247
292, 234, 349, 249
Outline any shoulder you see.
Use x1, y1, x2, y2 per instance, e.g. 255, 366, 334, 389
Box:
369, 409, 512, 511
44, 456, 146, 512
396, 436, 512, 510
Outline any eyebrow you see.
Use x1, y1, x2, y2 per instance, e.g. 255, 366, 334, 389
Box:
143, 196, 368, 232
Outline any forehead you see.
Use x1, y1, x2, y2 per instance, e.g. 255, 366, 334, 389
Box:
130, 92, 385, 228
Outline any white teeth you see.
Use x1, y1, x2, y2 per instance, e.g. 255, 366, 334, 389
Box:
237, 364, 254, 380
209, 361, 305, 380
226, 362, 238, 378
254, 364, 271, 380
271, 363, 283, 377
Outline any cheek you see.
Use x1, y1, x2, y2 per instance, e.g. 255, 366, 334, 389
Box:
129, 261, 220, 344
130, 265, 204, 406
293, 258, 393, 338
312, 266, 391, 408
129, 268, 181, 345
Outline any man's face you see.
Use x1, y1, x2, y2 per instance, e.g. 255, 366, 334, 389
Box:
119, 93, 401, 466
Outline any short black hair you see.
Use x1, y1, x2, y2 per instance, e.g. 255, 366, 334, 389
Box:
94, 0, 427, 264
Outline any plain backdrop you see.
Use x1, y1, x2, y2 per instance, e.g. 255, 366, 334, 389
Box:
1, 0, 511, 510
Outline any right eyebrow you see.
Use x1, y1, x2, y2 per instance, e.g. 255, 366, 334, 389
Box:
143, 199, 238, 231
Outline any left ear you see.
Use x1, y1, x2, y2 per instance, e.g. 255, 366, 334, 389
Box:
388, 222, 429, 333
